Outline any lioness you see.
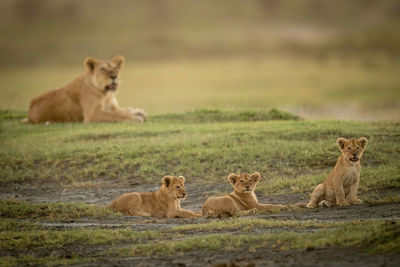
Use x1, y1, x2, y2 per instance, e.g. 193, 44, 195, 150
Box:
109, 175, 201, 218
26, 56, 146, 123
202, 172, 287, 217
306, 137, 368, 208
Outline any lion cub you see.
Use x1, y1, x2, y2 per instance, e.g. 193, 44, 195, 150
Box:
109, 175, 200, 218
202, 172, 287, 217
306, 137, 368, 209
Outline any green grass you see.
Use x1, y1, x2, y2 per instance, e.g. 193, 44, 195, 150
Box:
1, 199, 398, 266
109, 220, 400, 257
152, 108, 300, 122
171, 218, 346, 233
0, 199, 118, 221
1, 110, 399, 196
1, 109, 399, 266
0, 228, 161, 251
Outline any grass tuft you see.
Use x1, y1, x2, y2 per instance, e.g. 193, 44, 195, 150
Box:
152, 108, 300, 123
0, 199, 118, 221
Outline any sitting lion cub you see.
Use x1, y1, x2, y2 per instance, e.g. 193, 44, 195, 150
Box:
306, 137, 368, 209
26, 56, 146, 124
202, 172, 287, 217
109, 175, 200, 218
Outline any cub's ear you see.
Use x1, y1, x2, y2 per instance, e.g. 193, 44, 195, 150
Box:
112, 55, 125, 69
84, 57, 98, 72
337, 137, 347, 151
358, 137, 368, 149
178, 176, 185, 183
162, 175, 173, 187
250, 172, 261, 182
227, 173, 239, 186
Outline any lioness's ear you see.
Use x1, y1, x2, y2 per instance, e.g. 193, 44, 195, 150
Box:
162, 175, 173, 187
227, 173, 239, 185
337, 137, 347, 151
112, 55, 125, 69
250, 172, 261, 183
84, 57, 98, 72
358, 137, 367, 149
178, 176, 185, 183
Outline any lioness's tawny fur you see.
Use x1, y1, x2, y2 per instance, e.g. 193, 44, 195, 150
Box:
306, 137, 368, 208
109, 175, 200, 218
27, 56, 146, 123
202, 172, 287, 217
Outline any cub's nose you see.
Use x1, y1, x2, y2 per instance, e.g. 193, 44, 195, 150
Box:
110, 75, 117, 80
182, 193, 186, 197
353, 153, 357, 157
245, 185, 250, 190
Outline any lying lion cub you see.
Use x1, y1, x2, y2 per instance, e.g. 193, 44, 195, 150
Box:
26, 56, 146, 123
202, 172, 287, 217
109, 175, 200, 218
307, 137, 368, 208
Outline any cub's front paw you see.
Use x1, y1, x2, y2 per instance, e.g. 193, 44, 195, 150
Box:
318, 200, 332, 208
248, 208, 259, 215
193, 211, 203, 217
337, 200, 349, 207
306, 202, 316, 209
349, 198, 363, 205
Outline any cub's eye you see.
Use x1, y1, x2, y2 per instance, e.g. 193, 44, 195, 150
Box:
100, 67, 107, 72
357, 146, 360, 149
347, 147, 351, 150
176, 186, 180, 189
240, 180, 244, 183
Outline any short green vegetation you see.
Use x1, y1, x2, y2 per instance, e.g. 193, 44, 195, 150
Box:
1, 110, 399, 196
109, 220, 400, 257
0, 199, 118, 221
171, 218, 346, 233
1, 110, 399, 266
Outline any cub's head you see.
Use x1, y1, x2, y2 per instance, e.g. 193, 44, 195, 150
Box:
227, 172, 261, 193
84, 55, 125, 93
337, 137, 368, 163
160, 175, 187, 200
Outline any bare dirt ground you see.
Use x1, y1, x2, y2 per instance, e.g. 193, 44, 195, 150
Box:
1, 181, 400, 267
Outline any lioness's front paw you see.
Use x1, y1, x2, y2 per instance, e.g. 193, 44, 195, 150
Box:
127, 107, 147, 121
337, 200, 349, 207
349, 198, 363, 205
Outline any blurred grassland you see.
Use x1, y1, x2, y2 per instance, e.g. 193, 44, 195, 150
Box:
1, 0, 400, 118
1, 56, 400, 118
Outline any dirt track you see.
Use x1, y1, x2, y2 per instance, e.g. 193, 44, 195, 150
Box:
1, 181, 400, 266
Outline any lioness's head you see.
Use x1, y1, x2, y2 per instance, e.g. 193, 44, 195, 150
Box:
228, 172, 261, 194
84, 55, 125, 93
337, 137, 368, 163
160, 175, 187, 200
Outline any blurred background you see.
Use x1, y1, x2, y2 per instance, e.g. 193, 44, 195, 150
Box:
1, 0, 400, 120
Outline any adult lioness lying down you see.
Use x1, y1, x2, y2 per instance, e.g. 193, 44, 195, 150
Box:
27, 56, 146, 123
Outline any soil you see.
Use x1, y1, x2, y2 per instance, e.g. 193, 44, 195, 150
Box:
1, 180, 399, 267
